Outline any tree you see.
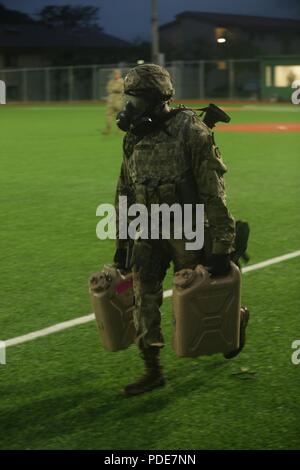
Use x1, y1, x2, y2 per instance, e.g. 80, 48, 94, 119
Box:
0, 3, 35, 24
37, 4, 100, 29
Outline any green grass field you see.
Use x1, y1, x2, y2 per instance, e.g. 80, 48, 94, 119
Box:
0, 103, 300, 450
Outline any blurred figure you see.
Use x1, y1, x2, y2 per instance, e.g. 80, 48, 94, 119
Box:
102, 69, 124, 135
287, 69, 296, 86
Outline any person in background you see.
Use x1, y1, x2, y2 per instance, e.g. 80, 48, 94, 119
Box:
102, 69, 124, 135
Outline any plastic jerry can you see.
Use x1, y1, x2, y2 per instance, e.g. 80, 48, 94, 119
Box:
172, 262, 241, 357
89, 265, 135, 352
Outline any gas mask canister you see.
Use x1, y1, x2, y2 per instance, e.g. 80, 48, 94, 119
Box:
116, 93, 161, 136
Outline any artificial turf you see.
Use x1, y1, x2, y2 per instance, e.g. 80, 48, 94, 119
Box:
0, 103, 299, 449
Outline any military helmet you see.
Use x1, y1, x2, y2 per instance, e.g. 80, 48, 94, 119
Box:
124, 63, 174, 100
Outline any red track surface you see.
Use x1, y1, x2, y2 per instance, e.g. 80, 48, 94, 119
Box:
217, 123, 300, 132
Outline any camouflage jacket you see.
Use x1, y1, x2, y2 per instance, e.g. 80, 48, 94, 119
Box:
115, 108, 235, 255
106, 78, 124, 96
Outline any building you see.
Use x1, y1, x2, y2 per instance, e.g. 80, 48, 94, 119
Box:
0, 23, 132, 69
0, 21, 133, 101
160, 12, 300, 60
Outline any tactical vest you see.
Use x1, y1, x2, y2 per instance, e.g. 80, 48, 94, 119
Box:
123, 109, 201, 208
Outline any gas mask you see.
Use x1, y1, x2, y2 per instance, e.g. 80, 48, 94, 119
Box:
116, 93, 165, 137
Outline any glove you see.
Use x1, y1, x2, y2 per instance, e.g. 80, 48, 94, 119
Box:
113, 248, 127, 271
207, 254, 231, 277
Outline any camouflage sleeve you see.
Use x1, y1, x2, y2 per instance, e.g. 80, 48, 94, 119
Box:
114, 135, 133, 249
187, 115, 235, 255
115, 161, 128, 249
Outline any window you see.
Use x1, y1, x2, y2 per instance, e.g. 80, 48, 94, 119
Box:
217, 61, 227, 70
274, 65, 300, 87
214, 27, 227, 40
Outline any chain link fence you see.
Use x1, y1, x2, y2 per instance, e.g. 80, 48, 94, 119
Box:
0, 59, 261, 102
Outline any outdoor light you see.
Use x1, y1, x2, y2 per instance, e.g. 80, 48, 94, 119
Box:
217, 38, 226, 43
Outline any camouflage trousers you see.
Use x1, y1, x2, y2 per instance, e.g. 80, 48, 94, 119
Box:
106, 95, 123, 116
132, 238, 206, 349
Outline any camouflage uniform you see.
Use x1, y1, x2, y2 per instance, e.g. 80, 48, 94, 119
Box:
115, 79, 235, 348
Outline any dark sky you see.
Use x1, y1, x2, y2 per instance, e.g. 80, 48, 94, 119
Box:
2, 0, 300, 40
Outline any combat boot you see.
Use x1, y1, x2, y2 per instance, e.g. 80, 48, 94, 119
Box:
121, 346, 165, 397
224, 307, 250, 359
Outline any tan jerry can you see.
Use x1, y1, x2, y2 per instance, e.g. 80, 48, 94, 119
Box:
172, 262, 241, 357
89, 265, 135, 352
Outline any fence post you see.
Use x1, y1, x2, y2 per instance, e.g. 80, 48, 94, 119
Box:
22, 69, 28, 102
258, 58, 264, 100
199, 61, 205, 100
171, 61, 183, 100
68, 66, 74, 101
228, 60, 235, 99
45, 68, 50, 101
92, 65, 98, 101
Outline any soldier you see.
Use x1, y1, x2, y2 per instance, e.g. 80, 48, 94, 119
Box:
102, 69, 124, 135
113, 64, 249, 397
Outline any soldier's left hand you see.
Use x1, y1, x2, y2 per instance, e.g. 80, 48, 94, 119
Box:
207, 254, 231, 277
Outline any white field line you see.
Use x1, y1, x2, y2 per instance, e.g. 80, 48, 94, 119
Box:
4, 250, 300, 348
241, 106, 300, 112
